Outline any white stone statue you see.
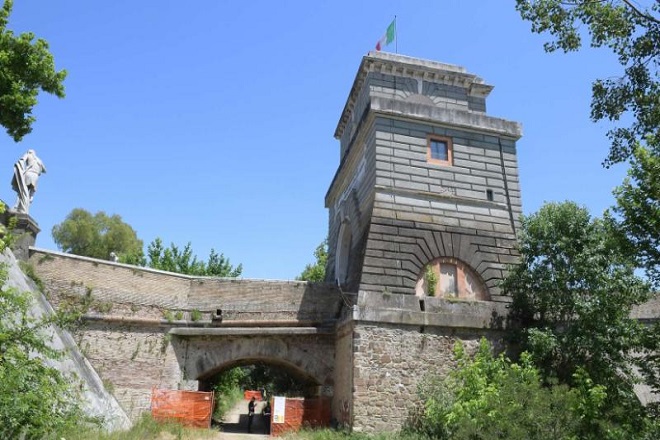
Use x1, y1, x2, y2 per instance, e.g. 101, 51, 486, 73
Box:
11, 149, 46, 214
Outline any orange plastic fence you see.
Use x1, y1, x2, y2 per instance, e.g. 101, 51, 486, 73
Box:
244, 390, 263, 401
271, 397, 331, 436
151, 388, 215, 429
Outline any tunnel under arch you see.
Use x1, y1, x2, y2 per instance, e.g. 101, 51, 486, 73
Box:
172, 332, 335, 395
196, 357, 322, 397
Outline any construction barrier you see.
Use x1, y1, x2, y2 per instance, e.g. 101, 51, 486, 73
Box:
151, 388, 215, 429
270, 397, 331, 436
244, 389, 264, 401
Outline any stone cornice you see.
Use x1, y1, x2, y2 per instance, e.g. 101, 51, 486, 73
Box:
371, 96, 522, 139
335, 52, 495, 139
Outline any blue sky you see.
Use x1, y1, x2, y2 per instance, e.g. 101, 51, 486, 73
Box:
1, 1, 627, 279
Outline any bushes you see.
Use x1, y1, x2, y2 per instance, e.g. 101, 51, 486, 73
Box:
405, 339, 617, 440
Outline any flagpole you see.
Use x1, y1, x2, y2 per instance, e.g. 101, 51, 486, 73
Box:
395, 15, 398, 54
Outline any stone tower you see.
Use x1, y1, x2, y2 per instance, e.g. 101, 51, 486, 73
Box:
325, 52, 522, 301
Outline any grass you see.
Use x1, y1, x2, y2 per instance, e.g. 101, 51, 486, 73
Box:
283, 428, 427, 440
60, 413, 218, 440
59, 415, 432, 440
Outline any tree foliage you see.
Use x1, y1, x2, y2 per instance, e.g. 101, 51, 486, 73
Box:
52, 208, 143, 261
297, 239, 327, 282
406, 338, 630, 440
613, 147, 660, 284
516, 0, 660, 166
0, 0, 66, 142
501, 201, 659, 434
146, 237, 242, 277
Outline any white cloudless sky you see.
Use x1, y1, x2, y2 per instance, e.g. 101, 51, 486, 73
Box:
1, 0, 629, 279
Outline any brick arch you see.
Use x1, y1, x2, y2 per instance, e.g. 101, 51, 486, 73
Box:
176, 334, 335, 388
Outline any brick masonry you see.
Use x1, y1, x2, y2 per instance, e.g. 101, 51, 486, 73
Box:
28, 248, 343, 422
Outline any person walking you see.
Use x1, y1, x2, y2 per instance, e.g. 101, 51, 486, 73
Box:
247, 397, 256, 433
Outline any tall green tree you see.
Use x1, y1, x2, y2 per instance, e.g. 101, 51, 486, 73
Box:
516, 0, 660, 166
613, 147, 660, 284
501, 201, 658, 434
146, 237, 242, 277
516, 3, 660, 403
297, 239, 327, 282
52, 208, 143, 261
0, 0, 66, 141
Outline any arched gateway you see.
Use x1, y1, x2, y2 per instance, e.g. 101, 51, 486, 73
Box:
171, 329, 335, 391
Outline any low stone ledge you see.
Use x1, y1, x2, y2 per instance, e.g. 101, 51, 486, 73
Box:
353, 291, 508, 329
168, 327, 334, 336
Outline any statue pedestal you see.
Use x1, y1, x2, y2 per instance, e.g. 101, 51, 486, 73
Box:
1, 203, 40, 261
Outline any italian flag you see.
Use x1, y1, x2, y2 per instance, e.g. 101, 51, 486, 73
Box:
375, 19, 396, 51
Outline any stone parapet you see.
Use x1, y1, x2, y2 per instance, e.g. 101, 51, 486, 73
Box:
28, 248, 343, 325
354, 291, 507, 329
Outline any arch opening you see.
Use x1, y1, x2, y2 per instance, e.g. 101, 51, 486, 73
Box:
197, 357, 322, 397
415, 257, 490, 301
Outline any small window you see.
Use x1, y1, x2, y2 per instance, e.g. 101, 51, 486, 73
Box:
486, 189, 494, 201
439, 264, 457, 296
427, 136, 453, 165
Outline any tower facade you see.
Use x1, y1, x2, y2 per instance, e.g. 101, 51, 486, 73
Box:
326, 52, 522, 301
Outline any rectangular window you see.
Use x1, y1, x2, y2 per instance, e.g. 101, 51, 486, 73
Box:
427, 136, 453, 165
439, 264, 457, 297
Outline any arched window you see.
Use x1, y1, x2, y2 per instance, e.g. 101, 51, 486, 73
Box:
415, 257, 489, 301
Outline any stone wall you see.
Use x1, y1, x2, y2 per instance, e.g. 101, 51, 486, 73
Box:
28, 248, 343, 323
75, 321, 180, 420
27, 248, 344, 421
346, 291, 506, 433
326, 52, 523, 299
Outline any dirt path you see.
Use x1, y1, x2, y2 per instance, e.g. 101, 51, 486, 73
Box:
156, 399, 272, 440
212, 399, 271, 440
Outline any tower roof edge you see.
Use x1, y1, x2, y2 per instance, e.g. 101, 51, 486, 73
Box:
334, 52, 494, 140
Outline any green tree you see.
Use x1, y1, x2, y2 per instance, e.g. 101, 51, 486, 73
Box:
146, 237, 242, 277
297, 239, 327, 282
613, 147, 660, 284
501, 201, 657, 435
52, 208, 143, 261
0, 0, 66, 142
516, 0, 660, 166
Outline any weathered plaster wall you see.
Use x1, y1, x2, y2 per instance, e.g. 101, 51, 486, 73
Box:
332, 321, 355, 428
75, 322, 180, 420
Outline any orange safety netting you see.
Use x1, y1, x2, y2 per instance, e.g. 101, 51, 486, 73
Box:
151, 388, 215, 429
270, 397, 331, 436
244, 390, 264, 401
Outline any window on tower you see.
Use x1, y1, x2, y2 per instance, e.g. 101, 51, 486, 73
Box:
427, 136, 453, 165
